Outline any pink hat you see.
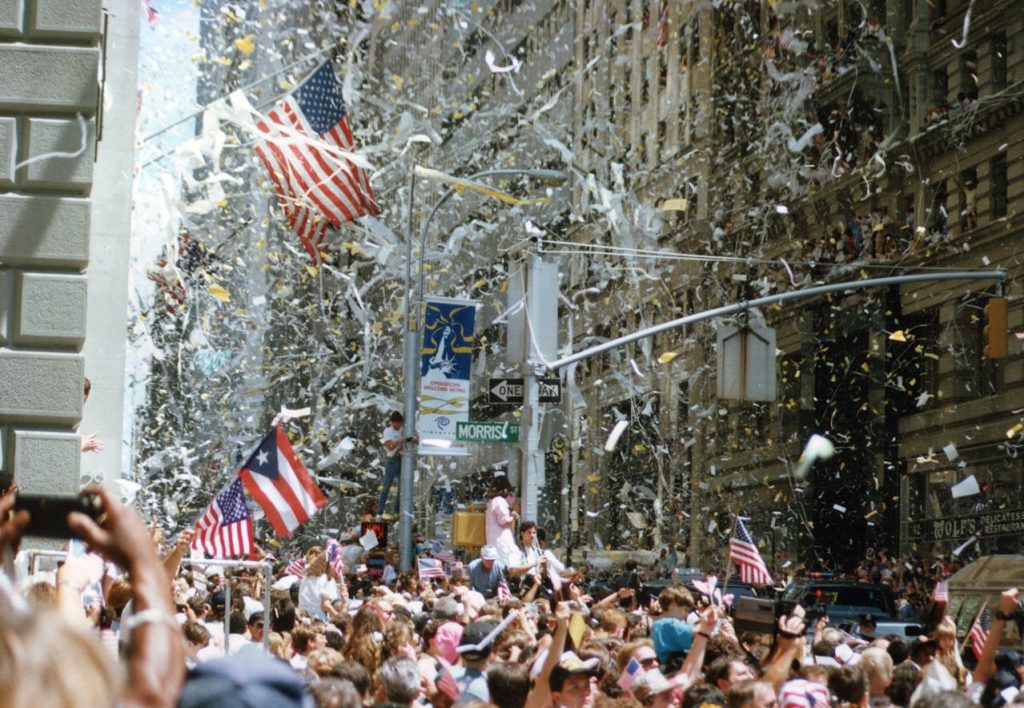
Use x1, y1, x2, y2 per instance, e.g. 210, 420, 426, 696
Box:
433, 621, 464, 665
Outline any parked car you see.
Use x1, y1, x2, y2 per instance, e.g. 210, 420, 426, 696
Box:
780, 580, 897, 627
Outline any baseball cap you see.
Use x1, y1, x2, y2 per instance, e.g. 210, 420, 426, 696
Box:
549, 651, 602, 692
481, 546, 499, 561
178, 654, 313, 707
458, 620, 497, 660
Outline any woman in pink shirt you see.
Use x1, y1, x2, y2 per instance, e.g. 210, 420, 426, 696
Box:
485, 476, 519, 565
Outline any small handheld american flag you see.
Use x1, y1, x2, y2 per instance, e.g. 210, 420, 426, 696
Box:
969, 605, 991, 659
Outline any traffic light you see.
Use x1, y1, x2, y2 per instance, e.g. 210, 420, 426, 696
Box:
983, 297, 1008, 359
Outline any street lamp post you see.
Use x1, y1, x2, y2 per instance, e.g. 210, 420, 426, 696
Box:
399, 166, 567, 570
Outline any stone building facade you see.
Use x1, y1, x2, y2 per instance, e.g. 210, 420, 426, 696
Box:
0, 0, 138, 498
566, 0, 1023, 569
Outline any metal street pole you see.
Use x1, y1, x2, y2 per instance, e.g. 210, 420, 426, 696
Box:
399, 168, 418, 572
399, 166, 567, 569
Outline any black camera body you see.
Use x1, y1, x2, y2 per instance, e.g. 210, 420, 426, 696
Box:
13, 493, 104, 538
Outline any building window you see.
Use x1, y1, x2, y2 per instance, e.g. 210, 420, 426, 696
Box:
992, 34, 1008, 90
931, 67, 948, 107
960, 49, 979, 100
929, 180, 949, 236
991, 154, 1008, 218
959, 167, 977, 232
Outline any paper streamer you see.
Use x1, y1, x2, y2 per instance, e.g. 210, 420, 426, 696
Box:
604, 420, 629, 451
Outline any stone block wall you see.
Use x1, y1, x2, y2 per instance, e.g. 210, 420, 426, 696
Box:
0, 0, 103, 493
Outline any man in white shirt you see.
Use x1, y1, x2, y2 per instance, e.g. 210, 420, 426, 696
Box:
379, 411, 417, 520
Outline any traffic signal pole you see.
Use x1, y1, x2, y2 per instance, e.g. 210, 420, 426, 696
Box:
546, 270, 1007, 372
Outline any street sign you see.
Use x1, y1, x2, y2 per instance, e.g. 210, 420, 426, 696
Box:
489, 377, 562, 404
489, 378, 524, 404
456, 421, 520, 443
538, 378, 562, 403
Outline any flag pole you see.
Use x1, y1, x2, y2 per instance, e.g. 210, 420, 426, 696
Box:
721, 509, 740, 593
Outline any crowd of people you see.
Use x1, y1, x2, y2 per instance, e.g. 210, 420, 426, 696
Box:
2, 484, 1023, 708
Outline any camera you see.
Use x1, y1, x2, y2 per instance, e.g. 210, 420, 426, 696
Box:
12, 493, 105, 538
733, 596, 779, 636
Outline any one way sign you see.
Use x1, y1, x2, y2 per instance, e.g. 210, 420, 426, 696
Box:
489, 378, 562, 404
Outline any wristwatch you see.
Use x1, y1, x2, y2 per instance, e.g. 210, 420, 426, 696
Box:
995, 610, 1014, 621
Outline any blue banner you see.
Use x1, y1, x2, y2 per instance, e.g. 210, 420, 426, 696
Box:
418, 297, 477, 456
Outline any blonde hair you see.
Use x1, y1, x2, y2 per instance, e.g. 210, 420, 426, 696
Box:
0, 610, 120, 708
306, 546, 328, 577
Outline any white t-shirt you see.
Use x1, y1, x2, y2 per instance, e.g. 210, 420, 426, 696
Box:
383, 425, 402, 458
298, 574, 338, 620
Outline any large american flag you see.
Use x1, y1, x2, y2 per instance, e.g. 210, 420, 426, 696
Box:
729, 517, 773, 586
969, 605, 991, 659
191, 479, 254, 558
253, 60, 378, 261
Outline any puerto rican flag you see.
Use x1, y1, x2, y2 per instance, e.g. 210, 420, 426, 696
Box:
238, 427, 327, 537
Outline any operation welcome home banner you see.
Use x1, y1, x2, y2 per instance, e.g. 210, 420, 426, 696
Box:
418, 297, 477, 456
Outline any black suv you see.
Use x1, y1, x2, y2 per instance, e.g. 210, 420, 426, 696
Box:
780, 581, 897, 626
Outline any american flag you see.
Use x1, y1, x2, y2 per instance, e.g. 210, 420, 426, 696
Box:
417, 557, 446, 581
932, 579, 949, 603
617, 657, 643, 692
729, 518, 773, 586
497, 580, 513, 605
325, 538, 346, 576
191, 479, 253, 558
253, 60, 378, 262
432, 548, 457, 564
238, 427, 327, 537
969, 605, 991, 659
285, 558, 306, 577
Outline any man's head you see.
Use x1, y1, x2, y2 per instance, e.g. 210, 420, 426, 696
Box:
519, 521, 537, 548
657, 586, 695, 617
487, 662, 530, 708
182, 621, 211, 660
291, 624, 320, 656
828, 664, 867, 706
379, 656, 420, 706
727, 679, 778, 708
859, 613, 878, 634
389, 411, 404, 428
247, 612, 265, 642
909, 637, 937, 667
548, 652, 600, 708
480, 545, 499, 570
859, 647, 893, 697
707, 656, 756, 693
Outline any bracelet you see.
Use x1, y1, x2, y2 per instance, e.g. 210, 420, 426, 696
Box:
697, 631, 712, 639
58, 580, 86, 593
122, 609, 180, 635
778, 629, 803, 640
